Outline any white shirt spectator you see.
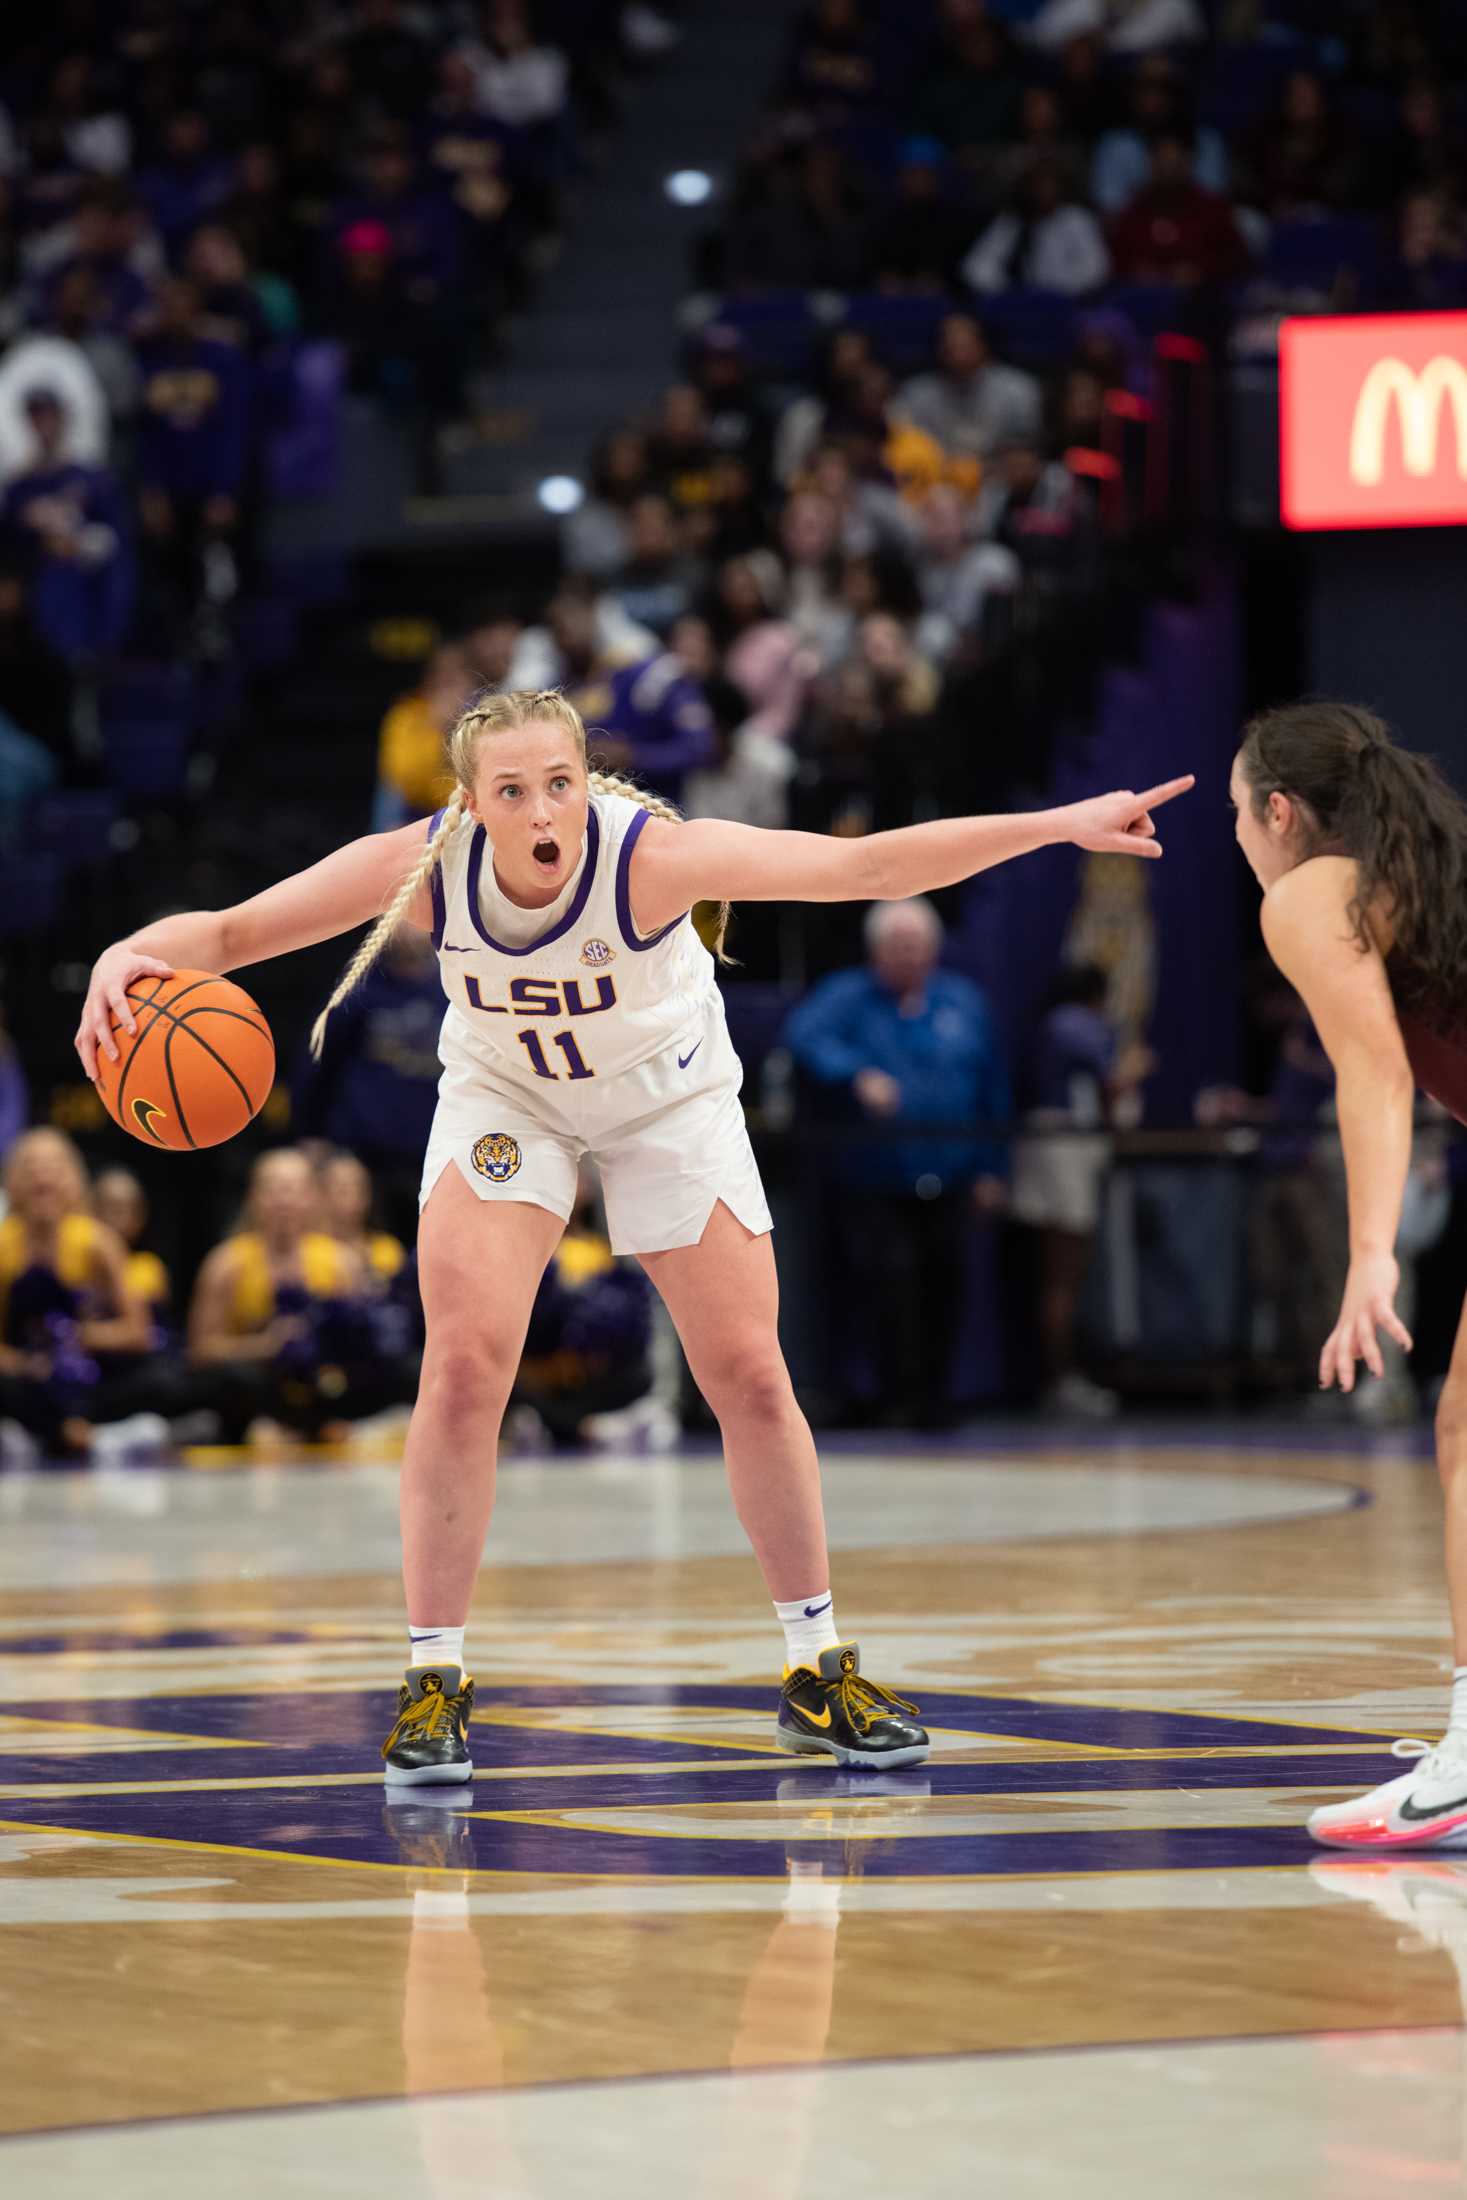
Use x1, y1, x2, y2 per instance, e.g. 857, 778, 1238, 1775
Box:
916, 541, 1021, 663
1024, 0, 1204, 53
508, 597, 658, 689
0, 337, 108, 481
962, 205, 1111, 296
898, 361, 1043, 459
63, 111, 133, 177
462, 40, 568, 126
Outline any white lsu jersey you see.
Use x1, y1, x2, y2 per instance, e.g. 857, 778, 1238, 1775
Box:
428, 788, 737, 1127
419, 789, 770, 1253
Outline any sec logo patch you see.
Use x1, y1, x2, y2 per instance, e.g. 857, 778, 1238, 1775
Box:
471, 1132, 522, 1183
580, 937, 615, 967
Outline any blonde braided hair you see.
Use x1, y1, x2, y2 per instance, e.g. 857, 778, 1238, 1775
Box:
309, 688, 730, 1058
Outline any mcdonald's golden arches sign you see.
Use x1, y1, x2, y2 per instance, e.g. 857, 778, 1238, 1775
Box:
1280, 311, 1467, 531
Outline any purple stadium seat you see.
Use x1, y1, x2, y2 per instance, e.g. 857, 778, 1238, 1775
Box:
1262, 215, 1384, 302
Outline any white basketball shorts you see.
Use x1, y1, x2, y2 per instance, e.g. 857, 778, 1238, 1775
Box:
419, 1058, 773, 1256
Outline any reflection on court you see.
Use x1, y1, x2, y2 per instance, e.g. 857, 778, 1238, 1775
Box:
1, 1435, 1462, 2196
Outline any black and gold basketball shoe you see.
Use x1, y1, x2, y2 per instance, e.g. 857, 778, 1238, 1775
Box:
776, 1643, 930, 1769
382, 1664, 475, 1786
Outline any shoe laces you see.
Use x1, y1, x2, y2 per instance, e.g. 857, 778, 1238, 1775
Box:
827, 1668, 920, 1737
1390, 1736, 1467, 1779
381, 1682, 465, 1759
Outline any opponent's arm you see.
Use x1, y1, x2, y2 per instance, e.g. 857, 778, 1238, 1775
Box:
627, 778, 1195, 932
1260, 855, 1417, 1392
75, 820, 434, 1079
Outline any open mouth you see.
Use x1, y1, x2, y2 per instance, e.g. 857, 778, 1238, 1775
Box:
533, 839, 560, 871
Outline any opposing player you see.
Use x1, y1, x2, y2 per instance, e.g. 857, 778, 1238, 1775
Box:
1229, 701, 1467, 1848
76, 689, 1190, 1783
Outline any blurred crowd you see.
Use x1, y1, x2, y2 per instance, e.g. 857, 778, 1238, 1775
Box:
372, 0, 1467, 854
6, 0, 1467, 1460
718, 0, 1467, 305
0, 0, 678, 818
0, 1122, 662, 1465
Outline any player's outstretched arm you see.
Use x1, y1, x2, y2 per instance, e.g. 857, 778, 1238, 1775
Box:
1259, 854, 1417, 1394
629, 777, 1195, 930
75, 819, 433, 1079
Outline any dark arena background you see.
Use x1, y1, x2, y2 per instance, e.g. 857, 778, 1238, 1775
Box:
6, 2, 1467, 2192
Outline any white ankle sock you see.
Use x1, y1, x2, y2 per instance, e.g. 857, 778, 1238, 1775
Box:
775, 1592, 839, 1672
1449, 1667, 1467, 1738
408, 1624, 466, 1676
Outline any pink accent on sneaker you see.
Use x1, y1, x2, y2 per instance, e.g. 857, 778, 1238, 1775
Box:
1311, 1803, 1467, 1849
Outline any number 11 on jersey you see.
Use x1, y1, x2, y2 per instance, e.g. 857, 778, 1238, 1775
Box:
517, 1029, 595, 1080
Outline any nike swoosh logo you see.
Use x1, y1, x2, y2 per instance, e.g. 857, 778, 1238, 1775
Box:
799, 1702, 833, 1729
441, 943, 475, 953
1398, 1791, 1467, 1823
131, 1097, 167, 1142
677, 1040, 702, 1069
803, 1599, 832, 1618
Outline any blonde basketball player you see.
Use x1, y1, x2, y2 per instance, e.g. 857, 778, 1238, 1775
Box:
76, 691, 1192, 1781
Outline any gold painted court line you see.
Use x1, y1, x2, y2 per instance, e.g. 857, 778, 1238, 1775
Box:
473, 1804, 1313, 1842
0, 1740, 1388, 1803
0, 1819, 1348, 1890
0, 1715, 269, 1752
0, 1757, 794, 1802
0, 1817, 783, 1881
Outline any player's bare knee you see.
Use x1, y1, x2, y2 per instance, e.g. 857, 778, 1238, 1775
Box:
421, 1339, 516, 1420
704, 1349, 794, 1431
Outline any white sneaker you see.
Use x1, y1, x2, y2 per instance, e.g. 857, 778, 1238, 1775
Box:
1041, 1373, 1120, 1420
0, 1419, 40, 1468
1308, 1733, 1467, 1850
90, 1412, 171, 1461
581, 1397, 681, 1452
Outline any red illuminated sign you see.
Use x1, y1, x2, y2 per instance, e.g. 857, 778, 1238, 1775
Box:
1280, 312, 1467, 531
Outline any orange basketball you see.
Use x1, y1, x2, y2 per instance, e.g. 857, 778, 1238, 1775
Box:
95, 969, 275, 1151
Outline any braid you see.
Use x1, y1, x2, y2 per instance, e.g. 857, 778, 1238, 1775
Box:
587, 767, 734, 964
308, 790, 469, 1059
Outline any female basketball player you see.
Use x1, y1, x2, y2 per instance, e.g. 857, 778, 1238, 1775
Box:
1230, 701, 1467, 1849
76, 689, 1190, 1783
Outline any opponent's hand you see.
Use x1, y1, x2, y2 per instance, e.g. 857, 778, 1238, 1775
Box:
1059, 776, 1195, 859
1319, 1252, 1413, 1394
74, 946, 175, 1081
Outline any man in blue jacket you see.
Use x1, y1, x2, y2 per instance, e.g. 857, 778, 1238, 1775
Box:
784, 897, 1010, 1427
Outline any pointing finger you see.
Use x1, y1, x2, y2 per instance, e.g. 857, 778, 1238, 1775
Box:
1134, 776, 1196, 811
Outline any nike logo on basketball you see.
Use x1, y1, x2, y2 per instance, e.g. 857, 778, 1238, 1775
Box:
1398, 1791, 1467, 1822
131, 1097, 167, 1142
804, 1598, 832, 1618
677, 1040, 702, 1069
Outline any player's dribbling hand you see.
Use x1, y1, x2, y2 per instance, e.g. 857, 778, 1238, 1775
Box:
74, 946, 175, 1080
1060, 777, 1196, 858
1319, 1252, 1413, 1394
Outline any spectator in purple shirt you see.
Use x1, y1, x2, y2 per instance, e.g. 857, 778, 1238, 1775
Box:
0, 390, 133, 664
40, 183, 157, 340
135, 112, 233, 254
134, 278, 251, 632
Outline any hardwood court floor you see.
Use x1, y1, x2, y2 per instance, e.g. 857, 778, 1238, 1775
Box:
2, 1427, 1465, 2197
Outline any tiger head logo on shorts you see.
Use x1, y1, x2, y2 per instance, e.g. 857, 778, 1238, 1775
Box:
471, 1132, 522, 1183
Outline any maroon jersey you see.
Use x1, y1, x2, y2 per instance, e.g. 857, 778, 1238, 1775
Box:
1389, 938, 1467, 1122
1395, 1007, 1467, 1126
